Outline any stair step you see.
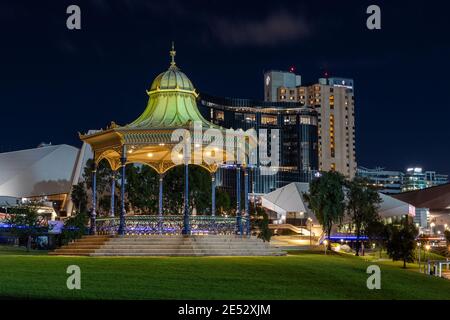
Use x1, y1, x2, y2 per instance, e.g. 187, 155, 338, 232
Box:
50, 235, 285, 256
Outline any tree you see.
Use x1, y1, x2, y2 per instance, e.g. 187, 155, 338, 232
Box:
71, 182, 88, 213
256, 206, 271, 242
304, 171, 346, 249
216, 189, 231, 215
386, 217, 418, 268
6, 204, 47, 251
445, 230, 450, 246
125, 165, 158, 214
61, 212, 89, 245
346, 177, 382, 256
83, 159, 112, 195
366, 219, 388, 258
163, 165, 212, 215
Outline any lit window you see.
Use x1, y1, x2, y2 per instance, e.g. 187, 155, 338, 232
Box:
261, 115, 278, 125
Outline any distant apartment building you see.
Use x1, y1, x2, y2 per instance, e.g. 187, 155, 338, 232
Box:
402, 167, 449, 192
357, 166, 448, 194
265, 70, 356, 178
357, 167, 404, 194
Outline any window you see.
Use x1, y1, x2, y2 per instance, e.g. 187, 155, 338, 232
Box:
284, 115, 297, 125
245, 114, 256, 123
261, 115, 278, 125
214, 110, 224, 121
300, 116, 312, 125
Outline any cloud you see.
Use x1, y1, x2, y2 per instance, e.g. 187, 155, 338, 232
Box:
210, 11, 311, 47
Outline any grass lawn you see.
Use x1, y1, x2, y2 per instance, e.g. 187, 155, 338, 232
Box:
0, 248, 449, 300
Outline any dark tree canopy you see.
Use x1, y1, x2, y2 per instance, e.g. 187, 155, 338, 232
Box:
304, 171, 346, 249
386, 217, 418, 268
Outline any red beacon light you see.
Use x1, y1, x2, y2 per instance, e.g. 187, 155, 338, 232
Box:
289, 66, 296, 73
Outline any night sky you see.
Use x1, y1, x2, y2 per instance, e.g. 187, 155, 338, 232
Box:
1, 0, 449, 174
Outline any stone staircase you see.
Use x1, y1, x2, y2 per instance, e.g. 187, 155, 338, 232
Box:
49, 235, 112, 256
50, 235, 285, 256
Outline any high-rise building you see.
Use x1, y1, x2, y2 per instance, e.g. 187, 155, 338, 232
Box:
198, 93, 318, 195
264, 70, 301, 102
264, 70, 357, 178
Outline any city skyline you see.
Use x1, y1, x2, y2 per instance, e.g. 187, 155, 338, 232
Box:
1, 1, 449, 175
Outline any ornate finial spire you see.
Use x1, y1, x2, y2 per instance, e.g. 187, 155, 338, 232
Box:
169, 41, 176, 67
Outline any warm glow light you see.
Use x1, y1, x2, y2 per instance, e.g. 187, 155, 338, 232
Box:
425, 245, 431, 251
177, 153, 183, 159
205, 151, 211, 157
159, 143, 165, 146
147, 153, 153, 157
323, 240, 328, 246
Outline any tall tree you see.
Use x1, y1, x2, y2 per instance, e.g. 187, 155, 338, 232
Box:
71, 182, 88, 213
304, 171, 346, 249
83, 159, 112, 195
366, 219, 388, 258
125, 164, 158, 214
444, 230, 450, 247
346, 177, 382, 256
386, 217, 418, 268
216, 189, 231, 215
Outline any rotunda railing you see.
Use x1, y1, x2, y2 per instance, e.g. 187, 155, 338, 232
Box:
96, 215, 247, 235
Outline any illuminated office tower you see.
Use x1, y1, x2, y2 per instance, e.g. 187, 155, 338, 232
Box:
264, 71, 356, 178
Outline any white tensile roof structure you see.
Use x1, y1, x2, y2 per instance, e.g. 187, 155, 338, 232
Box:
261, 182, 412, 224
261, 182, 309, 214
0, 144, 80, 199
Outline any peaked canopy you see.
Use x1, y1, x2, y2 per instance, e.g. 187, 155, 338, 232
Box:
129, 44, 214, 129
79, 45, 233, 174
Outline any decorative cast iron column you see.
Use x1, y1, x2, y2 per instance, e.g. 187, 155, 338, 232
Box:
236, 164, 242, 235
90, 161, 97, 235
182, 161, 190, 235
118, 145, 127, 235
244, 166, 250, 237
110, 171, 116, 217
211, 172, 216, 217
158, 173, 164, 234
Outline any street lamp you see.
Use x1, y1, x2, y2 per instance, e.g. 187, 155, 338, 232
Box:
425, 244, 431, 275
417, 242, 421, 272
323, 239, 328, 255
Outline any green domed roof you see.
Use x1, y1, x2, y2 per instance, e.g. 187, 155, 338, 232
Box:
127, 44, 215, 129
150, 67, 195, 91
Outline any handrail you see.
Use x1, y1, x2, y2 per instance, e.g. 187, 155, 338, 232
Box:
95, 215, 246, 236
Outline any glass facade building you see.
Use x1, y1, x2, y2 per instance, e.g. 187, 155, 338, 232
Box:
198, 93, 319, 195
